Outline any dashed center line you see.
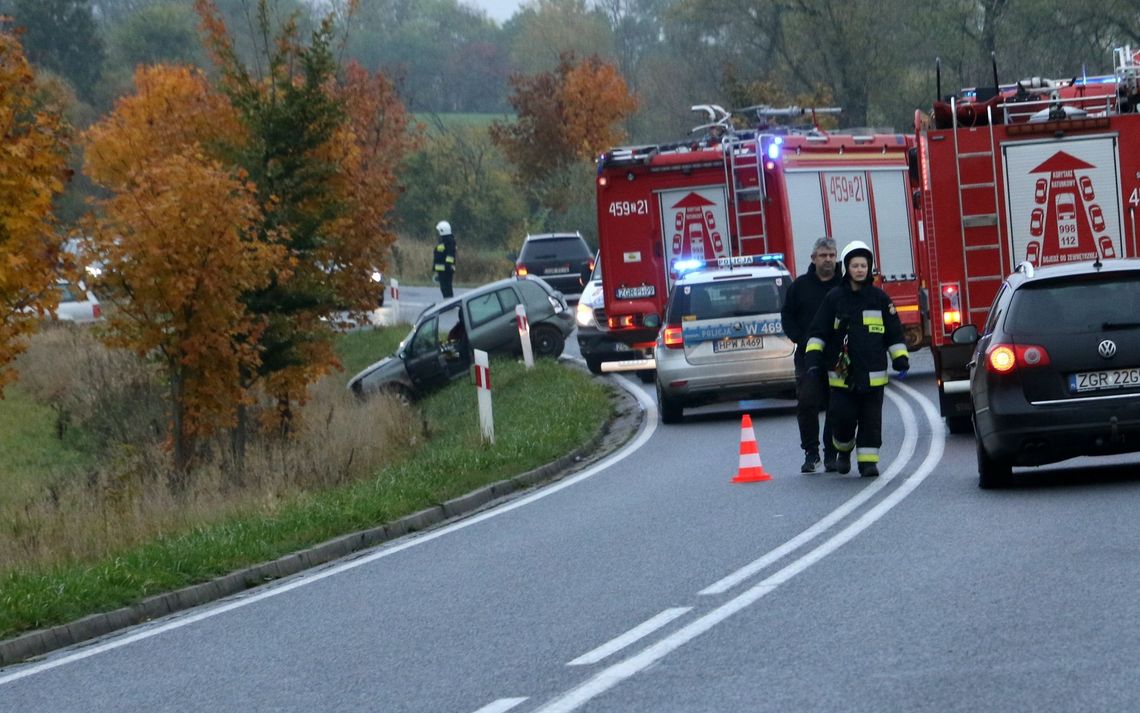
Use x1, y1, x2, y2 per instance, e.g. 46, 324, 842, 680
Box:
566, 607, 691, 666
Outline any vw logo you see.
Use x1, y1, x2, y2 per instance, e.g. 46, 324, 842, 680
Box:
1099, 339, 1117, 359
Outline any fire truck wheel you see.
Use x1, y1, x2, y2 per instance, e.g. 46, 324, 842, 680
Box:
585, 357, 604, 375
946, 415, 974, 435
531, 325, 565, 359
636, 369, 655, 383
656, 381, 684, 424
977, 437, 1013, 489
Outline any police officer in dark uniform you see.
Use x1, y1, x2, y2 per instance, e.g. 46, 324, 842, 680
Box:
803, 241, 909, 477
782, 237, 842, 473
433, 220, 457, 298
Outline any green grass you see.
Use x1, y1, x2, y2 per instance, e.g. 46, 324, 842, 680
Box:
334, 327, 409, 376
0, 358, 614, 639
0, 385, 97, 509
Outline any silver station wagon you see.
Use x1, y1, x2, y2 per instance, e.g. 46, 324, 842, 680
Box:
654, 255, 797, 423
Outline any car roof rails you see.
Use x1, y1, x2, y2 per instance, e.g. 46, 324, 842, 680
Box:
1014, 261, 1035, 278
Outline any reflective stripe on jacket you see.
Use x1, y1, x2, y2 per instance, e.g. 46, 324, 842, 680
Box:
804, 281, 906, 391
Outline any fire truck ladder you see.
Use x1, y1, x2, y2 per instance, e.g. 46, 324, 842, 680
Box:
723, 137, 767, 253
951, 100, 1007, 319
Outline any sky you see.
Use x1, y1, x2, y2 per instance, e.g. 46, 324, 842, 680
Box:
467, 0, 523, 23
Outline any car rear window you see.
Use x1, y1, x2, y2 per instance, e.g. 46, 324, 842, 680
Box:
667, 277, 787, 321
519, 237, 589, 261
1006, 273, 1140, 334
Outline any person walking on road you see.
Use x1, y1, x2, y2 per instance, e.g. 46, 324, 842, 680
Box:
782, 237, 843, 473
803, 241, 909, 478
433, 220, 457, 298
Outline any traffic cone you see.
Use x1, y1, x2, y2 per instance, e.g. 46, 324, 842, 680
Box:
731, 414, 772, 483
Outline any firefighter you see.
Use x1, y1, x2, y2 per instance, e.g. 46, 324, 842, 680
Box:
432, 220, 457, 298
803, 241, 909, 477
781, 237, 842, 473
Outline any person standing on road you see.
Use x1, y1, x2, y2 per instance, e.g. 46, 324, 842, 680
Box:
781, 237, 842, 473
433, 220, 457, 298
803, 240, 909, 478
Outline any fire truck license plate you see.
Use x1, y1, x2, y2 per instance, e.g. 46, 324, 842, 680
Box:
1069, 368, 1140, 393
713, 336, 764, 353
544, 266, 570, 274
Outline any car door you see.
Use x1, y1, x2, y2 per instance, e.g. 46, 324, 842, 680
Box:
466, 286, 522, 354
404, 314, 451, 392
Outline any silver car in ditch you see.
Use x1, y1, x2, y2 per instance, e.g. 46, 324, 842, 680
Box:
654, 257, 797, 423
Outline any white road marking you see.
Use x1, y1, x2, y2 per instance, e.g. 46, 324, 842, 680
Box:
699, 386, 918, 595
566, 608, 691, 666
469, 697, 528, 713
532, 384, 945, 713
0, 380, 659, 686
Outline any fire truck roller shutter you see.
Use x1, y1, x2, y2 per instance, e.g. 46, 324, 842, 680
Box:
784, 171, 829, 275
822, 171, 875, 259
870, 170, 917, 281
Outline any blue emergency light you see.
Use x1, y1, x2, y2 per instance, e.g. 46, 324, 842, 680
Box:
767, 136, 783, 160
672, 258, 705, 274
672, 253, 786, 276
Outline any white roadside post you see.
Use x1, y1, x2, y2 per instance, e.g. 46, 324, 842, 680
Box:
390, 278, 399, 322
474, 349, 494, 444
516, 303, 534, 368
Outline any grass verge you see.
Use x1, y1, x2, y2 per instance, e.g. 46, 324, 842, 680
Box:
0, 357, 613, 640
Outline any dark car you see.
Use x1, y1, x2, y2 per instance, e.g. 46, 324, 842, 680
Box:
347, 277, 573, 401
514, 232, 593, 299
957, 258, 1140, 488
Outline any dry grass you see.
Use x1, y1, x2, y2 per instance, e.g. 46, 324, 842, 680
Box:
388, 236, 513, 286
1, 328, 422, 573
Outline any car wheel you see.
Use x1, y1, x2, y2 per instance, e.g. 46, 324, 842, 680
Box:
585, 357, 604, 375
382, 385, 414, 407
531, 325, 565, 358
946, 414, 974, 435
977, 437, 1012, 489
656, 380, 683, 424
636, 369, 655, 383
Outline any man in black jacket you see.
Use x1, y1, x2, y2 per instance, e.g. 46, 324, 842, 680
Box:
781, 237, 841, 473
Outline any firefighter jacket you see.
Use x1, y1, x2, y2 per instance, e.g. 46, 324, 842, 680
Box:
433, 234, 456, 274
803, 281, 908, 391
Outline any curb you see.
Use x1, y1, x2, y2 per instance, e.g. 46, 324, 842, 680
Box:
0, 371, 644, 668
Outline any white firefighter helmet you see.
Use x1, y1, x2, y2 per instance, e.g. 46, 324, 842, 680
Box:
840, 240, 874, 270
436, 220, 452, 237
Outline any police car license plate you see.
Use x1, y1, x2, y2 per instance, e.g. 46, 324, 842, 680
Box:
544, 266, 570, 274
713, 336, 763, 353
1069, 367, 1140, 393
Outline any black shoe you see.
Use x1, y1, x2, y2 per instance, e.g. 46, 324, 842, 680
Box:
801, 450, 820, 473
823, 453, 838, 472
836, 451, 851, 474
859, 462, 879, 478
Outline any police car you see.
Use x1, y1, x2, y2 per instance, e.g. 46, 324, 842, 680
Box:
654, 254, 797, 423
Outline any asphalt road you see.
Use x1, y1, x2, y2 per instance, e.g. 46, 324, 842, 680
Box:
4, 304, 1140, 712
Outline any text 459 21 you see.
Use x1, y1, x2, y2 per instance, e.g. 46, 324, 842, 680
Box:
608, 199, 649, 217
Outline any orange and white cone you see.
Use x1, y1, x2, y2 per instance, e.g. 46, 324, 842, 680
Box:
731, 414, 772, 483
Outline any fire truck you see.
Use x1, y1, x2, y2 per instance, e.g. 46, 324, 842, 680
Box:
594, 105, 927, 376
914, 46, 1140, 431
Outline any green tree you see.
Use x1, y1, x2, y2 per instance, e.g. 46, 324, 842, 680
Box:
0, 0, 105, 101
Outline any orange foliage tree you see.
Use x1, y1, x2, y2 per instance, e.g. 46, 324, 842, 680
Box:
0, 28, 71, 395
83, 64, 286, 474
491, 52, 637, 189
195, 0, 417, 431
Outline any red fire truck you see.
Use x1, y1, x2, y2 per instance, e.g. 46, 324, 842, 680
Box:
594, 105, 927, 376
915, 46, 1140, 431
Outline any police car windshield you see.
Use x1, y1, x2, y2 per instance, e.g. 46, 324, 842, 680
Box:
668, 277, 785, 322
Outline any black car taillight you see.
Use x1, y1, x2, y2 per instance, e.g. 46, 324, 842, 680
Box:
985, 343, 1051, 373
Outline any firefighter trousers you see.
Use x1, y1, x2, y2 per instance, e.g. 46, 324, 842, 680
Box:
828, 386, 884, 464
438, 270, 454, 298
795, 367, 834, 457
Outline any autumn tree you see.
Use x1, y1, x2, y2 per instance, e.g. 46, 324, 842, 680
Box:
0, 28, 71, 396
83, 64, 286, 475
491, 52, 636, 212
196, 0, 416, 432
